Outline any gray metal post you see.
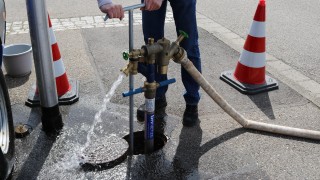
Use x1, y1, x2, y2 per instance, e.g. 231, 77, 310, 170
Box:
128, 10, 134, 155
26, 0, 63, 133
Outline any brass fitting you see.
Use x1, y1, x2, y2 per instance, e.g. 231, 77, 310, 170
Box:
146, 38, 156, 64
130, 60, 139, 75
121, 62, 133, 76
144, 81, 157, 99
120, 60, 139, 76
148, 38, 154, 44
166, 31, 188, 64
128, 49, 145, 59
141, 43, 163, 56
156, 37, 171, 74
172, 47, 186, 63
168, 42, 180, 59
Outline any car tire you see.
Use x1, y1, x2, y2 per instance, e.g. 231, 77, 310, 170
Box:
0, 68, 14, 180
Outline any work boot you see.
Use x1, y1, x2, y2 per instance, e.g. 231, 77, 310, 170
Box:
136, 96, 167, 122
182, 105, 199, 127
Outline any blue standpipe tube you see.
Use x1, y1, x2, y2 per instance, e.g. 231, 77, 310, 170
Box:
144, 64, 155, 153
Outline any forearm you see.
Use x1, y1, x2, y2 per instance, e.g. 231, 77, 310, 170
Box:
97, 0, 112, 7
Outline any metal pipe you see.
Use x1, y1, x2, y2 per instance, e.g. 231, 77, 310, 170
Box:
128, 9, 134, 155
104, 3, 145, 21
26, 0, 63, 133
175, 50, 320, 140
145, 64, 155, 153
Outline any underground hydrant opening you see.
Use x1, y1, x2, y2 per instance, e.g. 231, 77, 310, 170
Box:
123, 131, 168, 155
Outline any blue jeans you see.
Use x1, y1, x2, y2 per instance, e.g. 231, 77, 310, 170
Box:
138, 0, 202, 105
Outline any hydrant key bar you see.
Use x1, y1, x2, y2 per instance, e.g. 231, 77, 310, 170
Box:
104, 3, 145, 21
121, 78, 176, 97
122, 87, 144, 97
158, 78, 176, 87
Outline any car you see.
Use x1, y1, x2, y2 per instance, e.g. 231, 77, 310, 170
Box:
0, 1, 15, 179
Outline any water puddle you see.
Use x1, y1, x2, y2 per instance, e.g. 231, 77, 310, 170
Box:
45, 74, 125, 173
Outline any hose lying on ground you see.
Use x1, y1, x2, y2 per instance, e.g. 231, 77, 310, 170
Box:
174, 51, 320, 141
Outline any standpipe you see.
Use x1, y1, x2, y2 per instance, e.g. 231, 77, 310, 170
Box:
108, 3, 146, 155
121, 31, 188, 153
173, 49, 320, 141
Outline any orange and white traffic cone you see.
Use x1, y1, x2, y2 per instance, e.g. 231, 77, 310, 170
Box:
47, 15, 72, 97
26, 14, 79, 107
220, 0, 278, 95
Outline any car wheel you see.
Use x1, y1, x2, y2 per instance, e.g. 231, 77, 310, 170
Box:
0, 69, 14, 180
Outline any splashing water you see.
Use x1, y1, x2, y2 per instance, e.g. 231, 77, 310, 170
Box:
39, 74, 125, 176
80, 73, 124, 162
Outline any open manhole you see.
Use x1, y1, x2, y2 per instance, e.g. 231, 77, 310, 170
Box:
80, 136, 128, 171
123, 131, 168, 155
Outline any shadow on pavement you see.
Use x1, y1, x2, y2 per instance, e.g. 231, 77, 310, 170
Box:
4, 74, 30, 89
16, 132, 56, 180
248, 92, 276, 120
173, 125, 247, 179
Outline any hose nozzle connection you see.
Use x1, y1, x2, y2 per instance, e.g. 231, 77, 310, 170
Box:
121, 50, 140, 76
120, 62, 133, 76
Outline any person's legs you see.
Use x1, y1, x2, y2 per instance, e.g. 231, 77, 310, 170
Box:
137, 1, 168, 122
170, 0, 201, 126
138, 1, 168, 99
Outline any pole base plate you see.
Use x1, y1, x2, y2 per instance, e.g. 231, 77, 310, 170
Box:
25, 79, 80, 107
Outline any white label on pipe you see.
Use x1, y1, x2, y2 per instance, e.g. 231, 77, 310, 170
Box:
145, 98, 155, 113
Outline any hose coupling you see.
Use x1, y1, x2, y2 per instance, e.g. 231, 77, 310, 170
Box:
144, 81, 157, 99
173, 47, 186, 64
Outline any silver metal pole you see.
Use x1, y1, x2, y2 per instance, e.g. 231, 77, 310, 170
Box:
128, 10, 134, 155
26, 0, 63, 133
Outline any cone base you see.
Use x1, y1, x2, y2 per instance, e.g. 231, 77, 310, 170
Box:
25, 79, 80, 107
220, 70, 279, 95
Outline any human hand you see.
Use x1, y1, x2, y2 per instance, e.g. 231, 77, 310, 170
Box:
100, 3, 124, 20
142, 0, 163, 11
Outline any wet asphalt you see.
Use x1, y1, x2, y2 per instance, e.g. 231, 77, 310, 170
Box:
5, 23, 320, 179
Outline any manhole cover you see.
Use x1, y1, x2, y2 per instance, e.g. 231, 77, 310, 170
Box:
80, 135, 128, 171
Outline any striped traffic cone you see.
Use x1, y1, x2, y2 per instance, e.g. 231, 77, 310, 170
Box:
48, 15, 71, 96
220, 0, 278, 95
26, 15, 79, 107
